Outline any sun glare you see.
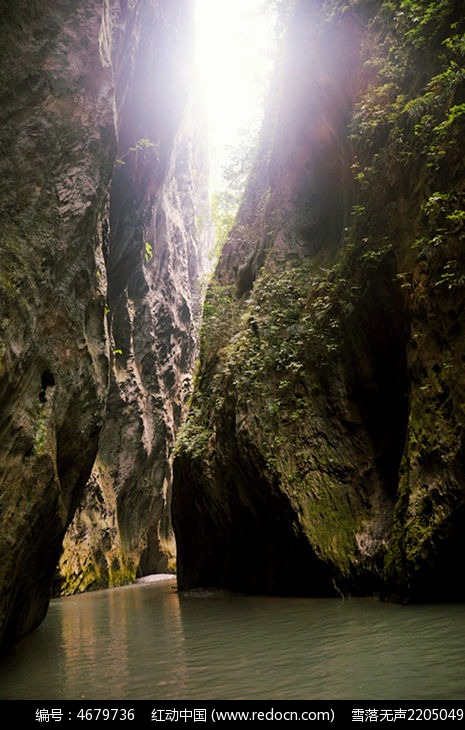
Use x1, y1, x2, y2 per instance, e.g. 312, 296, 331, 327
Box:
194, 0, 278, 191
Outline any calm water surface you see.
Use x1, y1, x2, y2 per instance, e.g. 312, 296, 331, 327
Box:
0, 576, 464, 700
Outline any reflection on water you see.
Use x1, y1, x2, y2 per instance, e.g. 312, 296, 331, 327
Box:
58, 577, 187, 700
0, 576, 464, 700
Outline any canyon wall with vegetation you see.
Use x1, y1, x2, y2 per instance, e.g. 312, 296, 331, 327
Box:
173, 0, 465, 602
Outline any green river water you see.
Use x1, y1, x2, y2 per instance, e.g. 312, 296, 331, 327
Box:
0, 576, 464, 700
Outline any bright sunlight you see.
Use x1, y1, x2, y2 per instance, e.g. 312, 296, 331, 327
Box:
194, 0, 280, 191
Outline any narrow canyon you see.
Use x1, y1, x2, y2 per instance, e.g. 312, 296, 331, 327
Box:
1, 0, 464, 652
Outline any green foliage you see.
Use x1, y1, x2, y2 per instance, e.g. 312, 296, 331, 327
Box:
115, 138, 158, 166
199, 282, 239, 364
144, 241, 153, 263
347, 0, 465, 273
222, 131, 258, 198
434, 102, 465, 137
203, 259, 349, 417
401, 0, 457, 49
412, 190, 465, 257
210, 191, 237, 256
174, 408, 211, 460
33, 407, 49, 456
210, 128, 259, 260
402, 64, 465, 168
129, 138, 157, 152
435, 259, 465, 289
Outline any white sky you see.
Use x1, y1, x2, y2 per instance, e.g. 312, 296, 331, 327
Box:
194, 0, 278, 190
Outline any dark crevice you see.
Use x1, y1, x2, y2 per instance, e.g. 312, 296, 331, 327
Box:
39, 370, 55, 403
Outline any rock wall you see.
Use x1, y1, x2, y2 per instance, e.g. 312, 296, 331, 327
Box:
0, 0, 115, 649
57, 3, 213, 594
173, 0, 465, 602
0, 0, 211, 648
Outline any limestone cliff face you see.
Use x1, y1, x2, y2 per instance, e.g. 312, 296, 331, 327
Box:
0, 0, 210, 647
57, 3, 213, 594
173, 0, 465, 601
0, 0, 114, 649
58, 109, 212, 593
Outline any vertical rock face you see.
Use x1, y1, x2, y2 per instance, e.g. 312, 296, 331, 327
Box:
0, 0, 211, 646
0, 1, 115, 649
173, 0, 465, 601
58, 2, 212, 594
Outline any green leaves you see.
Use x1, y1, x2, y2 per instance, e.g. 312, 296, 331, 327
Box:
401, 0, 456, 49
435, 259, 465, 289
144, 241, 153, 263
115, 138, 158, 166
